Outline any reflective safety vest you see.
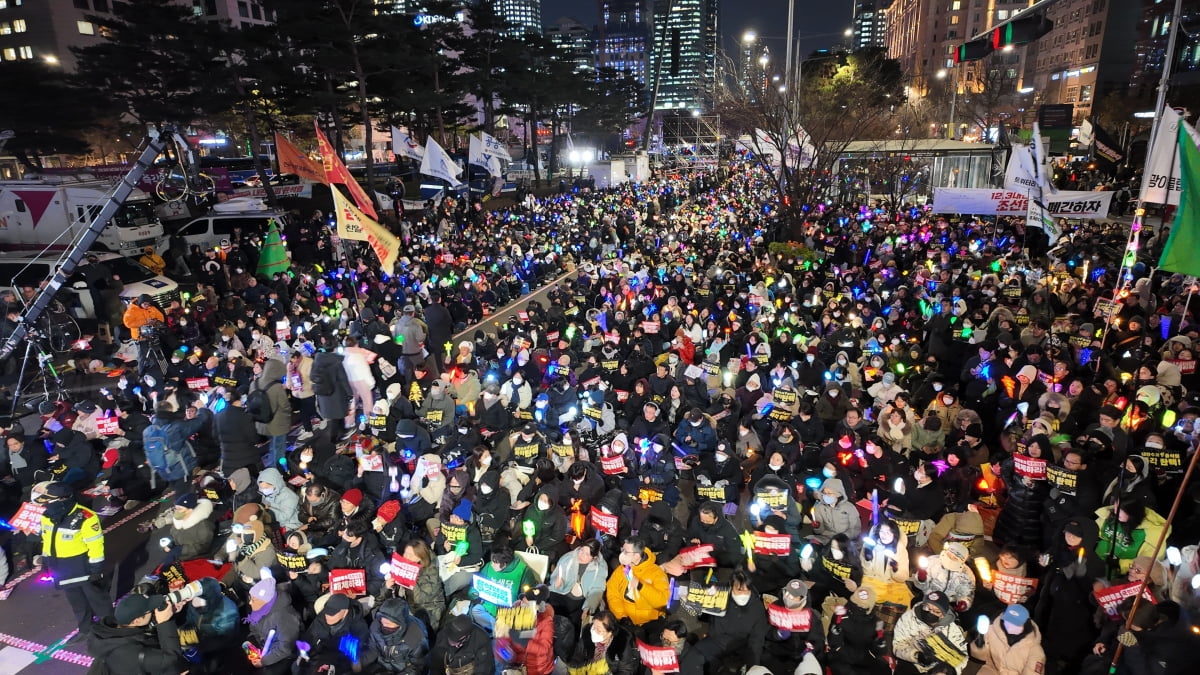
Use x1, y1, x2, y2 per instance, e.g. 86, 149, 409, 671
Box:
41, 503, 104, 586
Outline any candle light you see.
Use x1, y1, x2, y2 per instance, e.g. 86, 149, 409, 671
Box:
974, 557, 992, 584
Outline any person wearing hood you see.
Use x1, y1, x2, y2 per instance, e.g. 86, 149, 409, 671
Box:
812, 476, 861, 544
417, 379, 456, 441
226, 466, 259, 514
86, 593, 187, 674
256, 467, 301, 532
178, 575, 240, 661
149, 492, 214, 563
472, 470, 509, 547
1033, 517, 1105, 671
684, 499, 745, 568
50, 427, 99, 489
301, 593, 377, 670
697, 440, 743, 505
695, 569, 770, 668
524, 484, 567, 561
1101, 454, 1158, 512
970, 604, 1046, 675
893, 591, 969, 674
429, 614, 494, 675
143, 402, 212, 495
254, 357, 292, 468
367, 596, 430, 674
312, 350, 354, 439
816, 382, 851, 434
298, 482, 341, 548
867, 372, 906, 411
244, 570, 301, 672
223, 504, 277, 587
606, 536, 671, 626
825, 586, 889, 675
215, 392, 261, 478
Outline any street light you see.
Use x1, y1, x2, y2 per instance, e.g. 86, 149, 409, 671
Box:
743, 31, 756, 44
844, 28, 853, 37
937, 68, 959, 140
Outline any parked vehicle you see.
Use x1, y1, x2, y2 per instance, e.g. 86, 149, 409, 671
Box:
0, 175, 166, 255
0, 251, 179, 322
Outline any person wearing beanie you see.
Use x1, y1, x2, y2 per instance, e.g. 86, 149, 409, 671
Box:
970, 604, 1046, 675
435, 498, 485, 597
86, 593, 188, 674
300, 592, 375, 670
244, 569, 301, 672
338, 487, 376, 535
761, 578, 825, 675
428, 613, 494, 675
892, 591, 968, 674
826, 586, 887, 675
148, 491, 215, 563
913, 542, 977, 613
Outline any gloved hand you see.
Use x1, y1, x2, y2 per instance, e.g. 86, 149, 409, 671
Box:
88, 564, 105, 585
916, 648, 934, 667
1117, 630, 1138, 648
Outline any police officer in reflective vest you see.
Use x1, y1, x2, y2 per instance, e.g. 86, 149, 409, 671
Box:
37, 482, 113, 641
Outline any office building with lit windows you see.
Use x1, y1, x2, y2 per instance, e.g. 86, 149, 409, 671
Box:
650, 0, 719, 112
597, 0, 654, 88
496, 0, 540, 37
547, 15, 594, 74
852, 0, 887, 50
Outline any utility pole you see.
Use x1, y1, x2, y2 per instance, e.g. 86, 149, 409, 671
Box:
642, 0, 676, 153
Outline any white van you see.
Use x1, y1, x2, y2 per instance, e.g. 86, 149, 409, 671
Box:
173, 210, 290, 252
0, 251, 179, 321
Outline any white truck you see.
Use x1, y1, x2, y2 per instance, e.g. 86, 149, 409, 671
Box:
0, 174, 166, 255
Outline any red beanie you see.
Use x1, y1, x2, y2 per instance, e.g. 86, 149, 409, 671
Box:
341, 488, 363, 507
376, 500, 401, 524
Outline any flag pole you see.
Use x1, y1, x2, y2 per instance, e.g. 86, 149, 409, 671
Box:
1099, 0, 1184, 355
1106, 428, 1200, 674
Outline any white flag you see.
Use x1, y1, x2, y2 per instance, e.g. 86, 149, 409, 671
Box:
469, 134, 504, 177
1077, 120, 1094, 147
391, 126, 424, 161
419, 136, 463, 185
1027, 197, 1061, 242
1029, 122, 1058, 196
1005, 122, 1057, 196
479, 131, 511, 161
1141, 107, 1200, 205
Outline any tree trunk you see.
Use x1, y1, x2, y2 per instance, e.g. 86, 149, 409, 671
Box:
227, 68, 278, 208
528, 109, 541, 188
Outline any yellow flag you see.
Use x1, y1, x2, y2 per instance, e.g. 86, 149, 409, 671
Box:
332, 188, 400, 272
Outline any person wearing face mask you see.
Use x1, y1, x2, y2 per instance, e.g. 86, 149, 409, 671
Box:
499, 370, 533, 419
606, 536, 671, 627
255, 467, 301, 532
760, 578, 826, 675
969, 604, 1046, 675
522, 485, 567, 562
561, 459, 605, 513
222, 505, 277, 588
674, 407, 717, 455
1100, 454, 1157, 512
697, 440, 742, 505
892, 591, 968, 674
366, 597, 430, 674
694, 570, 769, 668
300, 592, 377, 670
890, 461, 945, 523
811, 477, 861, 544
913, 542, 976, 613
429, 614, 494, 675
816, 382, 852, 436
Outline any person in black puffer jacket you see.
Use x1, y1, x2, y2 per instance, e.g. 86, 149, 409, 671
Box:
300, 593, 375, 671
993, 434, 1052, 549
826, 586, 890, 675
298, 483, 341, 548
215, 395, 260, 476
87, 594, 188, 674
473, 471, 510, 549
368, 597, 430, 675
429, 614, 494, 675
641, 499, 684, 563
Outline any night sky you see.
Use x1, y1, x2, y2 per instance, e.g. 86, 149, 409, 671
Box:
540, 0, 854, 62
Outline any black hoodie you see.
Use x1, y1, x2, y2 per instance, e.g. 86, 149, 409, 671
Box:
368, 598, 430, 674
525, 483, 567, 560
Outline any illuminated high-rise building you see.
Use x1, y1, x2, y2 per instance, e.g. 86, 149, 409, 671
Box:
495, 0, 540, 37
650, 0, 719, 112
597, 0, 653, 88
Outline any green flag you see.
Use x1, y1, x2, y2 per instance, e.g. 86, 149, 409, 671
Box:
256, 219, 290, 277
1160, 123, 1200, 278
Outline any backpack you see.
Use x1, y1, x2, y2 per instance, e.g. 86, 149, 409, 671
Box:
245, 386, 275, 424
143, 423, 188, 485
310, 366, 334, 396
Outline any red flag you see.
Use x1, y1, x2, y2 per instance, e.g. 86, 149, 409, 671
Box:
313, 121, 378, 220
275, 132, 327, 185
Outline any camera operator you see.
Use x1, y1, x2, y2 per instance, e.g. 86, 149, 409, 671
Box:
87, 593, 188, 674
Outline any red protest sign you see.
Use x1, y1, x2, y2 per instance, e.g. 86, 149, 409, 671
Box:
96, 415, 119, 435
753, 532, 792, 556
767, 604, 813, 631
9, 502, 44, 535
600, 454, 626, 475
992, 572, 1038, 605
1095, 581, 1157, 620
329, 568, 367, 596
1013, 455, 1047, 480
186, 377, 210, 391
1170, 359, 1196, 375
636, 639, 680, 672
677, 544, 717, 571
389, 553, 421, 590
590, 506, 618, 537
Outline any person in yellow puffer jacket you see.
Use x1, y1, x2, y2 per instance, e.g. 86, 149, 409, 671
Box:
138, 246, 167, 275
606, 537, 671, 626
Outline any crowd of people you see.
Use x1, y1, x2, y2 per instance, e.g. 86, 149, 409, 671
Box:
1, 160, 1199, 675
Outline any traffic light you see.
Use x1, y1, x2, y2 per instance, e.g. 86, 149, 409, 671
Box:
953, 39, 992, 63
991, 15, 1054, 49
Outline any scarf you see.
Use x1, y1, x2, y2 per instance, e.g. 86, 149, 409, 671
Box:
9, 449, 26, 472
240, 536, 268, 560
245, 595, 275, 624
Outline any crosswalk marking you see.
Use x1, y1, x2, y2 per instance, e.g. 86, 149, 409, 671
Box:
0, 644, 38, 673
